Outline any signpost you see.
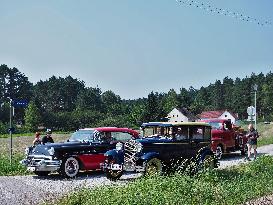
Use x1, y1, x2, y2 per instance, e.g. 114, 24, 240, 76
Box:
9, 99, 28, 164
247, 84, 258, 130
9, 99, 13, 164
253, 84, 258, 130
247, 106, 256, 122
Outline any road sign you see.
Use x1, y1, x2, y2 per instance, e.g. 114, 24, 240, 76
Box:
12, 99, 28, 108
247, 106, 256, 116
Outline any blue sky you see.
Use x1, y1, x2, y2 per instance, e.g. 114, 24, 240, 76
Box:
0, 0, 272, 99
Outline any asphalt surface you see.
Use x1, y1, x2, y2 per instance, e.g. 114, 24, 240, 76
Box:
1, 144, 273, 205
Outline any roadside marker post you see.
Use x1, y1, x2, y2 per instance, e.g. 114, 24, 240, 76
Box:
9, 99, 28, 164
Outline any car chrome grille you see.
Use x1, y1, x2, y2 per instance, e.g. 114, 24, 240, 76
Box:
124, 140, 139, 166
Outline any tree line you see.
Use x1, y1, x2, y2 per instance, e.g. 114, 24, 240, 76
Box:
0, 64, 272, 133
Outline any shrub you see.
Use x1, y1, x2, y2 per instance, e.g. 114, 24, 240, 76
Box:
55, 156, 273, 205
0, 155, 29, 176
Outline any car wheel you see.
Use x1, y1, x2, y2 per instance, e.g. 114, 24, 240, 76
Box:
201, 155, 215, 170
215, 145, 223, 160
196, 154, 215, 173
60, 157, 80, 178
144, 158, 162, 176
105, 158, 123, 181
33, 171, 50, 176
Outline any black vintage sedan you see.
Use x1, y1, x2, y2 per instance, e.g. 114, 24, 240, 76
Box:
20, 127, 139, 178
102, 122, 218, 180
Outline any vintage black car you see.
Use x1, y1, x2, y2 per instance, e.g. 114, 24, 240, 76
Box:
102, 122, 217, 180
20, 127, 139, 178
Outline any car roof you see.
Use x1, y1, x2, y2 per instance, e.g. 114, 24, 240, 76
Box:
165, 122, 210, 127
141, 122, 173, 127
141, 122, 210, 127
79, 127, 139, 136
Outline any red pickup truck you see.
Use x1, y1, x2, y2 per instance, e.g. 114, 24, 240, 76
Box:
202, 119, 247, 159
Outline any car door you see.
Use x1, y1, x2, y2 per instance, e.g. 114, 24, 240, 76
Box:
223, 121, 236, 148
171, 126, 191, 160
80, 131, 115, 170
189, 126, 209, 157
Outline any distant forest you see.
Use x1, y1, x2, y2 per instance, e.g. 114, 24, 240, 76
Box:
0, 64, 272, 133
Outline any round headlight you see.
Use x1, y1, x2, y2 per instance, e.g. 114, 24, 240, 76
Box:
25, 147, 30, 155
136, 143, 143, 152
48, 147, 55, 156
116, 142, 123, 151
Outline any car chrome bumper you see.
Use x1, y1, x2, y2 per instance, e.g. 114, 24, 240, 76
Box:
20, 155, 61, 172
101, 162, 145, 172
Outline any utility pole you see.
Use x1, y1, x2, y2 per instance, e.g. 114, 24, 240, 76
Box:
253, 84, 258, 130
9, 98, 13, 164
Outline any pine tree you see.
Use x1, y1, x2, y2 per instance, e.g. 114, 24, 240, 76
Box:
24, 101, 41, 132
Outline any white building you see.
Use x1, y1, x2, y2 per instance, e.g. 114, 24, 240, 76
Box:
199, 110, 238, 124
167, 108, 198, 122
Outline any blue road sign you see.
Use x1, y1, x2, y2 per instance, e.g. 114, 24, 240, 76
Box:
8, 127, 15, 133
12, 99, 28, 108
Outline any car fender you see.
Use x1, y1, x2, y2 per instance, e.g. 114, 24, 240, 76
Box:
197, 147, 214, 160
140, 152, 160, 162
197, 147, 218, 167
104, 149, 124, 164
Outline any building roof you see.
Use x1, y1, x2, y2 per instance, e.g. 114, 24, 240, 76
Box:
199, 110, 238, 120
176, 107, 199, 121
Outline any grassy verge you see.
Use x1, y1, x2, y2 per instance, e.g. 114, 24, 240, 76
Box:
0, 133, 35, 138
0, 131, 71, 138
258, 135, 273, 147
0, 155, 29, 176
54, 156, 273, 205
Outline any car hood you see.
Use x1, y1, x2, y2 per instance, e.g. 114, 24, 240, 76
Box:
137, 137, 173, 144
29, 141, 94, 156
211, 129, 224, 137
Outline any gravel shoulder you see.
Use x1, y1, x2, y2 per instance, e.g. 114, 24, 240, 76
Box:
1, 144, 273, 205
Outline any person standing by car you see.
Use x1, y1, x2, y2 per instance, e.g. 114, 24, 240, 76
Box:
42, 129, 54, 145
33, 132, 41, 146
245, 124, 259, 161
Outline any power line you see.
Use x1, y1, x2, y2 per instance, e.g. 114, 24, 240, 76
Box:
176, 0, 272, 27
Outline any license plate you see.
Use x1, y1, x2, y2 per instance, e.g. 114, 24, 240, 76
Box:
111, 164, 122, 170
28, 167, 36, 171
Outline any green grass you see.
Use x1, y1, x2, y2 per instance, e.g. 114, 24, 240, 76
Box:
258, 136, 273, 147
54, 156, 273, 205
0, 133, 35, 138
0, 155, 29, 176
0, 131, 71, 138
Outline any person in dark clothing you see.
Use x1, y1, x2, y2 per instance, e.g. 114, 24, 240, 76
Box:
245, 124, 258, 161
42, 129, 54, 145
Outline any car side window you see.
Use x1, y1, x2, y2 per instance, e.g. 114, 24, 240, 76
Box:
175, 126, 189, 141
204, 127, 211, 141
100, 132, 112, 143
112, 132, 133, 142
191, 126, 204, 140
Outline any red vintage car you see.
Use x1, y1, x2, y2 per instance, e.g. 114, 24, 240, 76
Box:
21, 127, 139, 178
201, 119, 247, 159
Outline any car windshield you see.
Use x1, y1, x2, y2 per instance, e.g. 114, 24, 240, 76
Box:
142, 127, 156, 137
208, 122, 223, 130
69, 130, 95, 142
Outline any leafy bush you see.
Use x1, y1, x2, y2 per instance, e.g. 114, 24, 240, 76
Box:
0, 155, 29, 176
55, 156, 273, 205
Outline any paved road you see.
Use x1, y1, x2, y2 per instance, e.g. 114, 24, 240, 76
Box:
1, 144, 273, 205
